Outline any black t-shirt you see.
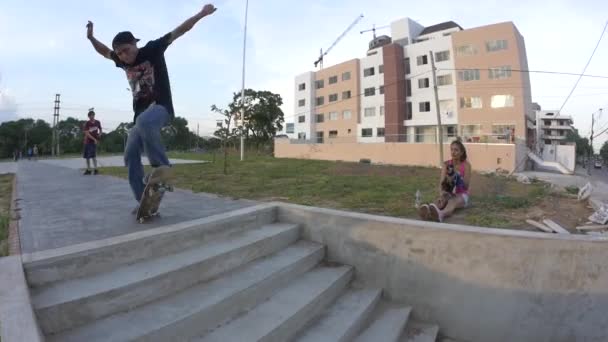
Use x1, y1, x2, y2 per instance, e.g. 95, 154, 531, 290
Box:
111, 33, 175, 122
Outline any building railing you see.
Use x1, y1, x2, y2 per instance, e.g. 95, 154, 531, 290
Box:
278, 133, 516, 145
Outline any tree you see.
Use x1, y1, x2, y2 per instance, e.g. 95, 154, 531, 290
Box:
600, 141, 608, 163
227, 89, 284, 147
566, 130, 593, 162
0, 118, 52, 158
211, 104, 238, 174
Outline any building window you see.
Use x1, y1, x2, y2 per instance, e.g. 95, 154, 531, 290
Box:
342, 71, 351, 81
492, 124, 516, 142
298, 132, 306, 140
329, 112, 339, 121
435, 50, 450, 62
406, 79, 412, 96
489, 66, 512, 79
329, 130, 338, 138
377, 128, 385, 137
419, 102, 431, 112
298, 83, 306, 91
343, 110, 352, 119
491, 95, 515, 108
316, 96, 324, 106
437, 74, 453, 86
364, 67, 375, 77
364, 87, 376, 96
342, 90, 352, 99
446, 126, 457, 138
461, 125, 481, 140
316, 113, 324, 123
362, 128, 373, 137
417, 55, 428, 65
329, 76, 338, 84
329, 93, 338, 102
364, 107, 376, 117
286, 123, 294, 134
379, 85, 385, 94
406, 102, 412, 120
379, 65, 384, 74
460, 97, 483, 109
456, 44, 478, 56
545, 139, 552, 145
298, 115, 305, 123
315, 80, 324, 89
418, 78, 430, 88
404, 58, 411, 75
298, 99, 305, 107
380, 106, 385, 116
486, 39, 508, 52
415, 126, 436, 143
316, 131, 324, 144
458, 69, 480, 81
544, 120, 551, 126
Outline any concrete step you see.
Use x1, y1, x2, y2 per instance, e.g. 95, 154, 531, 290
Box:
24, 204, 276, 287
296, 288, 382, 342
34, 223, 300, 335
47, 241, 324, 342
402, 321, 439, 342
196, 265, 354, 342
354, 303, 412, 342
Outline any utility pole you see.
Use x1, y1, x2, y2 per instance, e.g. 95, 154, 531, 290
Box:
239, 0, 249, 161
52, 94, 61, 156
430, 51, 444, 167
589, 108, 601, 175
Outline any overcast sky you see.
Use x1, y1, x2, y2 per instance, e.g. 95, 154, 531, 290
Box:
1, 0, 607, 149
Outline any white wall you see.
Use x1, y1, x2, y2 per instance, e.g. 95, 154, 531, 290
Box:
542, 144, 576, 172
390, 17, 424, 46
293, 72, 315, 140
404, 36, 458, 128
358, 49, 386, 143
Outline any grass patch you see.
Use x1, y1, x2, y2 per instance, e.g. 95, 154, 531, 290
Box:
101, 153, 554, 229
0, 174, 14, 257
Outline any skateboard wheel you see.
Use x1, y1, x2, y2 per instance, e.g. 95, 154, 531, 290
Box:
139, 218, 145, 223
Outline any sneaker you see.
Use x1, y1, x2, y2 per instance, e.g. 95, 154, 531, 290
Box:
429, 203, 443, 223
83, 169, 92, 175
418, 204, 431, 220
93, 169, 99, 175
147, 165, 174, 185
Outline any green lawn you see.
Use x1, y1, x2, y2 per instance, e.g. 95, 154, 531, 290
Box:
0, 174, 14, 257
99, 152, 563, 229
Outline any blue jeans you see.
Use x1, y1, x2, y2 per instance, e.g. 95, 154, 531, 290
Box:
124, 104, 171, 202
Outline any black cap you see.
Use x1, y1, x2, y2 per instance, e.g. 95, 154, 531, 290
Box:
112, 31, 140, 48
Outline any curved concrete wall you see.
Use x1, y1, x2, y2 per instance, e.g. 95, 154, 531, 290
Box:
276, 203, 608, 342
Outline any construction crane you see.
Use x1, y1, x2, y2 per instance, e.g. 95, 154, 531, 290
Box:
360, 24, 389, 39
314, 14, 364, 69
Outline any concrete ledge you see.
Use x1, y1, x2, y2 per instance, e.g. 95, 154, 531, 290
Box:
8, 174, 21, 255
23, 203, 278, 287
0, 256, 44, 342
274, 202, 608, 342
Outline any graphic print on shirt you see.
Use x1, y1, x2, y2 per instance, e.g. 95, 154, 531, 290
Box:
126, 61, 155, 105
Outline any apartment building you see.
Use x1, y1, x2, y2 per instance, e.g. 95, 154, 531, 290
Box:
291, 17, 532, 146
536, 110, 575, 146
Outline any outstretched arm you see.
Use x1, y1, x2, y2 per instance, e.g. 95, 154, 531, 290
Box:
169, 4, 217, 43
86, 21, 112, 59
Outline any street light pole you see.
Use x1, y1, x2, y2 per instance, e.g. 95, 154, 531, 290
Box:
239, 0, 249, 161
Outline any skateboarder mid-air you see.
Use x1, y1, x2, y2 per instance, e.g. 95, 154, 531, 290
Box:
85, 3, 217, 214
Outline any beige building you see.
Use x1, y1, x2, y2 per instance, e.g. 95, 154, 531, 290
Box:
281, 18, 534, 172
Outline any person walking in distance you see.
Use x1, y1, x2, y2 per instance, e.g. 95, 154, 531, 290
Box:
85, 3, 217, 210
83, 109, 102, 175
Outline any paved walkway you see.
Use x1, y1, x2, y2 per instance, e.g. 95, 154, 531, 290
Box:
15, 161, 256, 253
38, 156, 206, 169
0, 162, 17, 174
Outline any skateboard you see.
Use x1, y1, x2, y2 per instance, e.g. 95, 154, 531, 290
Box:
136, 168, 174, 223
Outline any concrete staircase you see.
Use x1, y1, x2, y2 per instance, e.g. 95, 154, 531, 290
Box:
527, 150, 573, 175
23, 209, 439, 341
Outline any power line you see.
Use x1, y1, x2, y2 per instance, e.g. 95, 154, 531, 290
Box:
558, 21, 608, 114
437, 67, 608, 79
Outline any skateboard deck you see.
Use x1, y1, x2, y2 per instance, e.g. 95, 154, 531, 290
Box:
136, 168, 174, 223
